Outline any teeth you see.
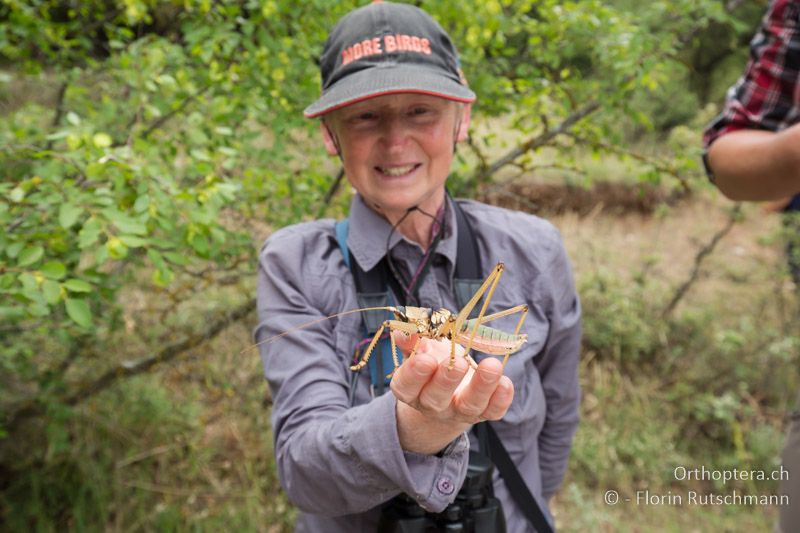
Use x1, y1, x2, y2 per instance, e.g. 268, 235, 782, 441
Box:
380, 165, 415, 176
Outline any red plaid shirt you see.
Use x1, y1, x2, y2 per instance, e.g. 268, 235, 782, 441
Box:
703, 0, 800, 150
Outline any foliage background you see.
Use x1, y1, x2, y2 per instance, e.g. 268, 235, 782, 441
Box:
1, 0, 797, 530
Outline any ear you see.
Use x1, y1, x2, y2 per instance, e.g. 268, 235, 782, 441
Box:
320, 121, 339, 156
455, 103, 471, 143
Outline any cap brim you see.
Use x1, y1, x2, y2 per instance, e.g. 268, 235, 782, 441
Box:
304, 65, 476, 118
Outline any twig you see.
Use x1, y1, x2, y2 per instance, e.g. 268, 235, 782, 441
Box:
121, 480, 197, 497
320, 167, 345, 211
116, 444, 175, 469
661, 205, 741, 318
114, 84, 213, 147
45, 81, 69, 151
569, 133, 694, 193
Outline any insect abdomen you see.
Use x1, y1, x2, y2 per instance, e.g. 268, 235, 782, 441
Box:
457, 322, 527, 355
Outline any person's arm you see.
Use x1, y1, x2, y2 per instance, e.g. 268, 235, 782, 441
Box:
256, 227, 470, 516
533, 232, 582, 500
702, 0, 800, 201
706, 124, 800, 201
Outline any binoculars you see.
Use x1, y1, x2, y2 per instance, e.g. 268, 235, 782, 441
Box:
377, 452, 506, 533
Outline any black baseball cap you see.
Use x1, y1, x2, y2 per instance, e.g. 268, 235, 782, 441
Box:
304, 1, 476, 118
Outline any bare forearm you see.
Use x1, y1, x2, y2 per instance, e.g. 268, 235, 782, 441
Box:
707, 125, 800, 201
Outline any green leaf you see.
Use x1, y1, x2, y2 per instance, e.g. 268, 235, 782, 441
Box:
147, 248, 166, 268
133, 195, 150, 213
66, 111, 81, 126
5, 242, 24, 259
78, 217, 102, 249
63, 279, 92, 293
41, 261, 67, 280
106, 237, 129, 259
9, 187, 25, 202
102, 209, 147, 235
92, 132, 113, 148
58, 203, 83, 229
163, 252, 189, 265
18, 245, 44, 267
18, 272, 38, 292
65, 298, 92, 328
152, 266, 174, 287
41, 280, 62, 304
118, 235, 147, 247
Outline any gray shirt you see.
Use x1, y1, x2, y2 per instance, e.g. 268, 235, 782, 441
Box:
255, 194, 581, 532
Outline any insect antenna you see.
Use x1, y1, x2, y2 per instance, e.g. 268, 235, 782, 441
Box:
242, 306, 396, 353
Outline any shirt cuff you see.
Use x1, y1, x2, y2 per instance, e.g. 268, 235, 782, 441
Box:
402, 431, 470, 512
346, 392, 470, 512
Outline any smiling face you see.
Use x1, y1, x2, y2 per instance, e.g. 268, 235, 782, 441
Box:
321, 93, 471, 219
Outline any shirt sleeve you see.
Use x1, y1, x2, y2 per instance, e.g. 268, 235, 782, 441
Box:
703, 0, 800, 149
533, 234, 582, 499
255, 227, 470, 517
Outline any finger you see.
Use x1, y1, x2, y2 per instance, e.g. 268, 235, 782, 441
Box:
417, 354, 469, 412
391, 331, 419, 355
390, 351, 437, 405
479, 375, 514, 421
452, 357, 504, 420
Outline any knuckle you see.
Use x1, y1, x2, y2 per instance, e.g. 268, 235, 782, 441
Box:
455, 398, 484, 419
419, 393, 451, 414
391, 383, 416, 405
480, 405, 504, 421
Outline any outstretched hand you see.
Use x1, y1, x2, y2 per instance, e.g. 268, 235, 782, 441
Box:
390, 332, 514, 455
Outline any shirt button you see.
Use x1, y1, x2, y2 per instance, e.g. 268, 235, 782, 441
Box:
436, 477, 455, 495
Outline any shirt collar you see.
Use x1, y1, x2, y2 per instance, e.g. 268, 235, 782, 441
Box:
346, 193, 458, 275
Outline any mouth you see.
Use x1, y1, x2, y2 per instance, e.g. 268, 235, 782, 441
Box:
376, 163, 421, 177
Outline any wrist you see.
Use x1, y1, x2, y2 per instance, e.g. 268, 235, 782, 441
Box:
396, 401, 469, 455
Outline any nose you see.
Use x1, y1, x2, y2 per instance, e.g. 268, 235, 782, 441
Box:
379, 115, 409, 150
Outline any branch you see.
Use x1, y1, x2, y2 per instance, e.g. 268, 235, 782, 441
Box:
4, 299, 255, 429
661, 205, 741, 318
472, 101, 601, 183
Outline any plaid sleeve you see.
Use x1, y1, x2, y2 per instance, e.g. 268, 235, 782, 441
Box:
703, 0, 800, 149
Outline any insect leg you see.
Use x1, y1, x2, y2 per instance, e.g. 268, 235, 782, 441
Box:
456, 263, 505, 365
473, 304, 528, 325
502, 307, 528, 368
350, 321, 388, 372
350, 319, 419, 373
